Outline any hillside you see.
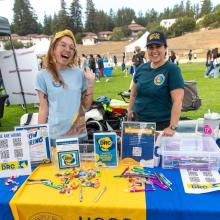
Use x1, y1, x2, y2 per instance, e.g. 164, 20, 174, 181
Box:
77, 28, 220, 60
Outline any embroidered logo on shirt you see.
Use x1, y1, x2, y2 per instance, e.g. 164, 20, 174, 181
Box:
154, 74, 165, 86
52, 81, 62, 87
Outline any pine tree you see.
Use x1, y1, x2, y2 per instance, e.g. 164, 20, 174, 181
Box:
185, 0, 194, 17
12, 0, 39, 35
115, 8, 136, 27
85, 0, 97, 33
42, 15, 52, 35
69, 0, 83, 33
51, 14, 59, 34
200, 0, 213, 17
57, 0, 71, 31
108, 9, 115, 31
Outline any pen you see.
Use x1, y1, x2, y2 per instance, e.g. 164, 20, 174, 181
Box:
27, 179, 50, 184
121, 166, 129, 175
149, 178, 169, 190
154, 173, 164, 184
80, 186, 83, 202
129, 188, 155, 192
156, 173, 173, 191
94, 186, 107, 202
158, 173, 172, 186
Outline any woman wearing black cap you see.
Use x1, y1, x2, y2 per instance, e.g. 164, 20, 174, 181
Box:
127, 31, 184, 136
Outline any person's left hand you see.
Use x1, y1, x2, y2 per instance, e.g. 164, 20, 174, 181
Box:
84, 67, 95, 83
162, 126, 176, 136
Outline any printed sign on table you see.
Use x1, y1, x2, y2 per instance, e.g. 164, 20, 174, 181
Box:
94, 132, 118, 168
56, 138, 80, 169
180, 169, 220, 194
0, 131, 31, 178
121, 121, 156, 167
15, 124, 51, 165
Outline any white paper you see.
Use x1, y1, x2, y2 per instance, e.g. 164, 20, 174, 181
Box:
180, 169, 220, 194
0, 131, 32, 178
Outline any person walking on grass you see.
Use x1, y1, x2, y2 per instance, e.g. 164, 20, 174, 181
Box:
96, 54, 109, 82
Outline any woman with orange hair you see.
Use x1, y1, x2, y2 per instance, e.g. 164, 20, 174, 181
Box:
35, 29, 95, 145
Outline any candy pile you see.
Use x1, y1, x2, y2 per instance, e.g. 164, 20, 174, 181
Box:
27, 168, 101, 194
4, 176, 20, 192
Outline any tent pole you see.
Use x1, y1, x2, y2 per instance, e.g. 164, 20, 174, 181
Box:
9, 35, 28, 113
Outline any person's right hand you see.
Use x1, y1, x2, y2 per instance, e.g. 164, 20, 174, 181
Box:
127, 110, 134, 121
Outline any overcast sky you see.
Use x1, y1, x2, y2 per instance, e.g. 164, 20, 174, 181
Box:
0, 0, 219, 24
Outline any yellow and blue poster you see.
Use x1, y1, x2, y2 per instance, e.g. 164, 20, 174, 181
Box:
94, 132, 118, 167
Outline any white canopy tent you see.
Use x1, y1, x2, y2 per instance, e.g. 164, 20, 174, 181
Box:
30, 38, 50, 56
125, 31, 149, 53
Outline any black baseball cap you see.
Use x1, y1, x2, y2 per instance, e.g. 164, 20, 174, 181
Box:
146, 31, 167, 47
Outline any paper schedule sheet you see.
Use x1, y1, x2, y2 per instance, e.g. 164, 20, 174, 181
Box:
180, 169, 220, 194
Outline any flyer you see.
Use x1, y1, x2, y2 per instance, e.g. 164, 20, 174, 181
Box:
15, 124, 52, 165
0, 131, 32, 178
180, 169, 220, 194
94, 132, 118, 167
56, 138, 80, 169
121, 121, 156, 167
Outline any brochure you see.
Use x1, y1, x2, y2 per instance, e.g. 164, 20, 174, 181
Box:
121, 121, 156, 167
0, 131, 32, 178
56, 138, 80, 169
94, 132, 118, 167
180, 169, 220, 194
15, 124, 51, 165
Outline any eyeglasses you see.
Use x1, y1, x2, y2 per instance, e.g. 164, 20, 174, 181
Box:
57, 41, 76, 51
147, 44, 163, 50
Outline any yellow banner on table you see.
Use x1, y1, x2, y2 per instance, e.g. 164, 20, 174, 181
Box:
10, 163, 147, 220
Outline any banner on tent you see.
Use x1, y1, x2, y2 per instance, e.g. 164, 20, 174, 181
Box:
0, 48, 39, 104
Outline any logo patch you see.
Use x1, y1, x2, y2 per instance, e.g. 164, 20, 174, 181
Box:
98, 136, 113, 152
154, 74, 165, 86
149, 33, 160, 40
52, 81, 62, 87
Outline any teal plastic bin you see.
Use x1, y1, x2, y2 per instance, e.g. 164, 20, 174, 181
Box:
104, 67, 113, 77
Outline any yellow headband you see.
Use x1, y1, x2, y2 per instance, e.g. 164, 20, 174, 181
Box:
52, 29, 76, 45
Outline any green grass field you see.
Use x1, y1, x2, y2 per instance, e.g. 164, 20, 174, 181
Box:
0, 62, 219, 132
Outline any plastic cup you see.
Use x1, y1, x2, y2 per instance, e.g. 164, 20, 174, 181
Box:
203, 113, 220, 139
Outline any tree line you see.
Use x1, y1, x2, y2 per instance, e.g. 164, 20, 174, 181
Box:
10, 0, 220, 42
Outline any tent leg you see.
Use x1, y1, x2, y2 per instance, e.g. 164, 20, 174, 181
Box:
9, 35, 28, 113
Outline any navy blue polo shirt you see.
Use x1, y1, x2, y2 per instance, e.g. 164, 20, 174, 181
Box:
133, 61, 184, 122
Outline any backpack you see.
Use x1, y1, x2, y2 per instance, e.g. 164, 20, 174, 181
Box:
182, 81, 201, 111
132, 53, 143, 68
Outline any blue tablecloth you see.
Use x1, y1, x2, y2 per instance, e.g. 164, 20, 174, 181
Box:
0, 176, 28, 220
146, 168, 220, 220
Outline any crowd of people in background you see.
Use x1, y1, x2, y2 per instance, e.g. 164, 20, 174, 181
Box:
79, 53, 112, 82
205, 48, 220, 78
36, 41, 220, 83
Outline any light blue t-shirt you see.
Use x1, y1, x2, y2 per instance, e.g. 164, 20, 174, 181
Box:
35, 67, 87, 140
